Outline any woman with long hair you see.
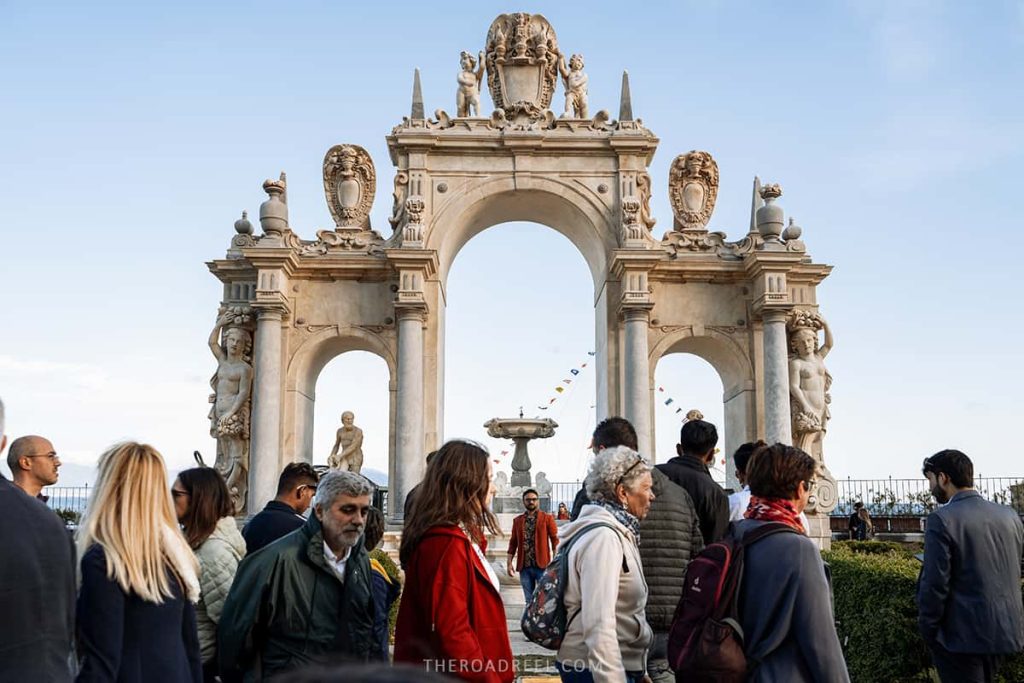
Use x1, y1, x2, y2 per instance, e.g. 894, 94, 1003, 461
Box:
173, 467, 246, 681
394, 440, 513, 683
76, 442, 202, 682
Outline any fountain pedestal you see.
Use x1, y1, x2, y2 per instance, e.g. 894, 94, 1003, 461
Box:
484, 415, 557, 513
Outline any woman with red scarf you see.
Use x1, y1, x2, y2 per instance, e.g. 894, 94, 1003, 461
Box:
394, 440, 514, 683
735, 443, 850, 682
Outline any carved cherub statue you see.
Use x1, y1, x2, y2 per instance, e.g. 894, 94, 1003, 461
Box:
557, 52, 588, 118
456, 50, 486, 117
788, 312, 834, 461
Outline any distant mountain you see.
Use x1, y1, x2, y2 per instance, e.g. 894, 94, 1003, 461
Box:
361, 467, 388, 486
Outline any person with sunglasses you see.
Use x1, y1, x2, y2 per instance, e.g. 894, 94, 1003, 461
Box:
507, 487, 560, 601
6, 434, 61, 501
556, 445, 655, 683
242, 462, 320, 554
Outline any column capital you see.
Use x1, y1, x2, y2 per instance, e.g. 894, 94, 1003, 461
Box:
621, 305, 653, 322
253, 302, 289, 321
761, 309, 789, 324
394, 302, 428, 322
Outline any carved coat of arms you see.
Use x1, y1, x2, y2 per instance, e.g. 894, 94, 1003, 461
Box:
668, 150, 719, 231
323, 144, 376, 230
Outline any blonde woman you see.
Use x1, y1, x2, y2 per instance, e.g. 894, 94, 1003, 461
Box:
76, 442, 202, 682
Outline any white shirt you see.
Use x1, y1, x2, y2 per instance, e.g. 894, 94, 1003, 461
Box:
323, 541, 352, 583
729, 485, 811, 536
470, 541, 501, 592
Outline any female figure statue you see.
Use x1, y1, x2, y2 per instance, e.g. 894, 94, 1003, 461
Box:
208, 310, 253, 512
788, 315, 833, 461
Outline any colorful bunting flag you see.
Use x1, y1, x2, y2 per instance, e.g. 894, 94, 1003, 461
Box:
587, 351, 596, 356
555, 386, 565, 393
563, 379, 572, 385
570, 369, 580, 376
665, 398, 674, 405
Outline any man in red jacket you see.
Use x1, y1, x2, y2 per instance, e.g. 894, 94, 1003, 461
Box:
506, 488, 559, 600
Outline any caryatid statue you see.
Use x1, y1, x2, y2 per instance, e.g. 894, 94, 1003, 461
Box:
328, 411, 364, 473
788, 311, 834, 461
456, 50, 486, 117
557, 51, 588, 118
208, 308, 254, 514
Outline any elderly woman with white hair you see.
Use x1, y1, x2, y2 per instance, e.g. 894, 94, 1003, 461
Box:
555, 445, 656, 683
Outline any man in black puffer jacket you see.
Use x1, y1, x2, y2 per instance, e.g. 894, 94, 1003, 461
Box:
640, 467, 704, 682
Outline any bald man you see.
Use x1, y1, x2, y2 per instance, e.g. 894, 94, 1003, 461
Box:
8, 435, 60, 500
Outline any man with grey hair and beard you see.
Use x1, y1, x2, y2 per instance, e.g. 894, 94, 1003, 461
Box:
219, 471, 381, 679
0, 398, 77, 681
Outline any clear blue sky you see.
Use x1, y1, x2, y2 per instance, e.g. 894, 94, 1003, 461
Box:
2, 1, 1022, 487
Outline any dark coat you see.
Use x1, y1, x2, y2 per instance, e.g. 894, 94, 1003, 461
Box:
734, 519, 850, 682
507, 509, 559, 571
638, 468, 704, 634
569, 485, 589, 521
218, 513, 378, 681
657, 454, 730, 543
394, 525, 514, 682
76, 544, 202, 683
241, 500, 305, 555
0, 475, 76, 682
917, 490, 1024, 654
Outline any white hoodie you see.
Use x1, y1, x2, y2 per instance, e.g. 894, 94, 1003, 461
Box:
556, 504, 653, 681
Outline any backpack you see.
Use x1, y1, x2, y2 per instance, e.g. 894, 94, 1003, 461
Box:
520, 522, 622, 650
667, 522, 797, 682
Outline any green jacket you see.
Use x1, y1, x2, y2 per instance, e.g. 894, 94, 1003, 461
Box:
217, 513, 377, 680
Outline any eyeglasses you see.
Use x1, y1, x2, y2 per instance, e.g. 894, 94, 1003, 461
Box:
24, 452, 59, 461
524, 497, 539, 502
617, 456, 645, 487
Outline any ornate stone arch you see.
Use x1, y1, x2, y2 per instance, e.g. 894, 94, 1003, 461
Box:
283, 325, 397, 474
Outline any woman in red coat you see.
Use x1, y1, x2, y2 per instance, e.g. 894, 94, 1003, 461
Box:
395, 440, 514, 683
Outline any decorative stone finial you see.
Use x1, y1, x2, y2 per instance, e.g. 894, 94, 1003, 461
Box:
749, 176, 764, 234
259, 176, 288, 237
233, 210, 253, 235
411, 68, 425, 120
756, 183, 784, 241
618, 71, 633, 121
782, 217, 802, 241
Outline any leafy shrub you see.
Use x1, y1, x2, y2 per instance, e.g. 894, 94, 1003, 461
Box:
53, 508, 81, 527
369, 548, 402, 640
833, 540, 908, 556
825, 545, 1024, 682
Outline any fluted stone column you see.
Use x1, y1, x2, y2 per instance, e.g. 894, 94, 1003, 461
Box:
762, 310, 792, 445
393, 308, 425, 521
249, 307, 284, 514
623, 307, 653, 458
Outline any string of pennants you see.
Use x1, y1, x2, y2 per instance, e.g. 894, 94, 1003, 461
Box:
492, 351, 597, 465
658, 385, 694, 423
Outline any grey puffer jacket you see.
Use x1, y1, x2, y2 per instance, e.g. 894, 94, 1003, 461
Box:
195, 515, 247, 663
638, 467, 704, 633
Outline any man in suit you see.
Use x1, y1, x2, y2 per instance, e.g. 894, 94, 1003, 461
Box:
918, 449, 1024, 682
0, 398, 77, 682
507, 488, 559, 600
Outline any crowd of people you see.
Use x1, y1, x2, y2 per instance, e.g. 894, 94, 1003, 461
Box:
1, 393, 1023, 683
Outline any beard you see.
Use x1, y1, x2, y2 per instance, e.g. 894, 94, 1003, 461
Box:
931, 483, 950, 504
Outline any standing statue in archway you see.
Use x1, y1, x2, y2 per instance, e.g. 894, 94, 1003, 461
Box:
328, 411, 365, 473
557, 52, 588, 118
208, 308, 254, 514
456, 50, 486, 117
788, 311, 833, 461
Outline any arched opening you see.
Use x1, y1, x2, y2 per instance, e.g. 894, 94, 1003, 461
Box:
654, 353, 728, 486
311, 351, 391, 484
444, 221, 596, 488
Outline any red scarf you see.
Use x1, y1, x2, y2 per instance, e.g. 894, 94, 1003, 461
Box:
744, 496, 805, 534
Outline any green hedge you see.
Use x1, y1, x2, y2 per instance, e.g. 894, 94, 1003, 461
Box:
825, 542, 1024, 682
